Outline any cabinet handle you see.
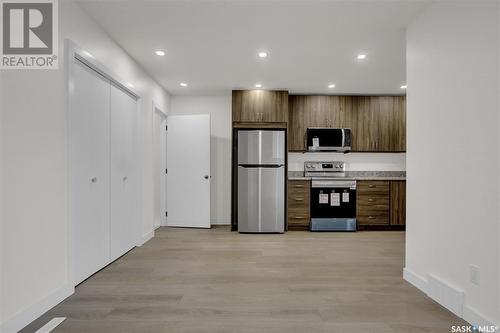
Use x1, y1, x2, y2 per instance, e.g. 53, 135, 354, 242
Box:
368, 216, 375, 219
368, 185, 375, 188
294, 198, 304, 201
368, 198, 374, 202
294, 216, 307, 219
294, 184, 305, 188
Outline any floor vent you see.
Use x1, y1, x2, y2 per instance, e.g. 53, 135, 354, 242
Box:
35, 317, 66, 333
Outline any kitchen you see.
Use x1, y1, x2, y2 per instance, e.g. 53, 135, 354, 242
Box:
232, 92, 406, 233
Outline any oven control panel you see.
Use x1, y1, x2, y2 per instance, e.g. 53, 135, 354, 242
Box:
304, 161, 345, 173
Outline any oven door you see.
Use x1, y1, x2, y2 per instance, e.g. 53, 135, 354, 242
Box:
310, 180, 357, 231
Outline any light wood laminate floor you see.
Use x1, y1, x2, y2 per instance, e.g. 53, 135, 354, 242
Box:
22, 227, 465, 332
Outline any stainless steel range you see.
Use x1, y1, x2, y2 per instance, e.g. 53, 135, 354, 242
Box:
305, 161, 357, 231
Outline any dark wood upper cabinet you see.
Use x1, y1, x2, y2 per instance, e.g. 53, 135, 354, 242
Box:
232, 90, 288, 124
288, 95, 406, 152
288, 95, 354, 151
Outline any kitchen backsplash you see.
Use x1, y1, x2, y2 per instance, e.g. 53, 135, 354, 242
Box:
288, 152, 406, 171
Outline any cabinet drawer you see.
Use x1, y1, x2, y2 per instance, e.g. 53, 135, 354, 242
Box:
357, 214, 389, 225
288, 206, 309, 218
357, 181, 389, 196
357, 195, 389, 211
288, 180, 310, 190
288, 194, 309, 208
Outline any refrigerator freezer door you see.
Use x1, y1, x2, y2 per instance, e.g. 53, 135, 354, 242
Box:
238, 130, 285, 165
237, 165, 285, 233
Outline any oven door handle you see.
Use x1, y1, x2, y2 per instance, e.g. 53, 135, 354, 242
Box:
311, 180, 356, 189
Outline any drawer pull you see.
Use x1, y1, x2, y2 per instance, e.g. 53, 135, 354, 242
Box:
294, 184, 305, 188
368, 185, 375, 188
294, 198, 304, 201
368, 216, 375, 219
368, 198, 374, 202
294, 216, 307, 219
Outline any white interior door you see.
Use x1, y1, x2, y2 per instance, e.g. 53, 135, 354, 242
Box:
110, 84, 138, 261
153, 108, 167, 228
167, 115, 210, 228
70, 60, 110, 285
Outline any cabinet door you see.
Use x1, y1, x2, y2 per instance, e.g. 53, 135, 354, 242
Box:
390, 181, 406, 225
352, 96, 379, 151
110, 85, 138, 262
352, 96, 406, 152
232, 90, 288, 123
288, 96, 309, 151
389, 96, 406, 151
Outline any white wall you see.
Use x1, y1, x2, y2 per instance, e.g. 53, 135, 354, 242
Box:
169, 96, 232, 225
0, 1, 169, 331
406, 1, 499, 326
288, 152, 406, 171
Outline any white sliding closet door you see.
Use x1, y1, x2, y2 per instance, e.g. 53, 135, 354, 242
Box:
110, 84, 138, 261
70, 60, 110, 285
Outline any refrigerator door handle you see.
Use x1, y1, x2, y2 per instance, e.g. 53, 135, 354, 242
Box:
239, 164, 284, 168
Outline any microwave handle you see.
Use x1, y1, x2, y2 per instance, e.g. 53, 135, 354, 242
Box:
341, 129, 346, 147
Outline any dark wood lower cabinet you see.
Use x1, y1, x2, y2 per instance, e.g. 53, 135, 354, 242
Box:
287, 180, 310, 230
287, 179, 405, 231
390, 181, 406, 226
357, 180, 406, 229
357, 181, 390, 226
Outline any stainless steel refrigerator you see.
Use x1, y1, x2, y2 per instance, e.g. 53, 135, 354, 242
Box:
237, 129, 285, 233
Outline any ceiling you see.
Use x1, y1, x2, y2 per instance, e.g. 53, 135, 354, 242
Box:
77, 0, 430, 96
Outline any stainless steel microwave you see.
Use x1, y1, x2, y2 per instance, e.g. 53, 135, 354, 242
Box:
306, 128, 352, 152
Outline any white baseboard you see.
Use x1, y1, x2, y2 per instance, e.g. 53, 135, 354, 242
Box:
0, 284, 74, 333
138, 229, 154, 246
403, 267, 428, 292
210, 218, 231, 225
463, 305, 499, 328
403, 268, 498, 328
427, 274, 464, 317
404, 268, 464, 317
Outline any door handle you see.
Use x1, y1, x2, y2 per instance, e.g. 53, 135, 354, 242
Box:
204, 175, 209, 179
123, 176, 128, 181
91, 177, 97, 183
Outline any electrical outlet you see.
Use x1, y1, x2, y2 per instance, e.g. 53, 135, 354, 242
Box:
469, 265, 480, 286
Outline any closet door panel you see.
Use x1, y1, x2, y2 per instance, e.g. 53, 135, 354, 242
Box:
110, 84, 138, 261
70, 61, 110, 285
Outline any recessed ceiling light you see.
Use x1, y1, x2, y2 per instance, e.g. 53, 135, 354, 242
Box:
400, 85, 407, 89
357, 54, 367, 60
258, 52, 268, 58
155, 50, 166, 56
328, 84, 336, 89
255, 83, 262, 88
180, 82, 188, 87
